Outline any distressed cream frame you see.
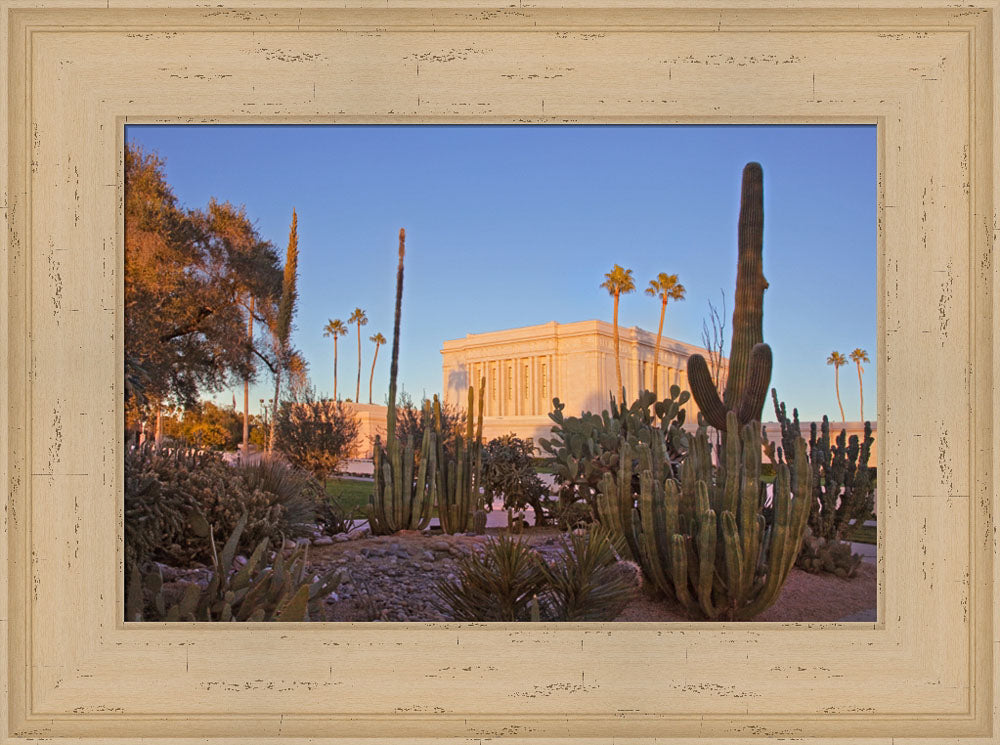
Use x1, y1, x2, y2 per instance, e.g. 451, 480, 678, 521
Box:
1, 1, 997, 743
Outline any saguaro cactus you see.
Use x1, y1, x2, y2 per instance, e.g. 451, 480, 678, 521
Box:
687, 163, 773, 430
596, 411, 811, 620
368, 229, 437, 534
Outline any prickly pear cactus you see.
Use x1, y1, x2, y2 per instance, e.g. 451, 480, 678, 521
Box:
538, 386, 691, 513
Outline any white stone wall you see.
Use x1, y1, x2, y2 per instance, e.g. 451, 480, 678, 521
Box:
441, 319, 727, 449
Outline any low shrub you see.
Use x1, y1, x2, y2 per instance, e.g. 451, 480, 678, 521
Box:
124, 444, 319, 569
273, 386, 361, 482
480, 434, 552, 523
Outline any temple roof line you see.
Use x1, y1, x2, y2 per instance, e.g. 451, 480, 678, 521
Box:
441, 319, 718, 357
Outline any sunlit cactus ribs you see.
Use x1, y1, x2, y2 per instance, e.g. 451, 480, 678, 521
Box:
687, 162, 772, 430
596, 411, 811, 620
435, 378, 486, 534
368, 229, 438, 534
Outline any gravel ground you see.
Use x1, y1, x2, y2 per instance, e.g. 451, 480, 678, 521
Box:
152, 527, 876, 622
304, 528, 877, 623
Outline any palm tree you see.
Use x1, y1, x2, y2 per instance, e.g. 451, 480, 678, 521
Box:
349, 307, 369, 402
368, 332, 386, 404
644, 272, 686, 397
323, 319, 348, 400
827, 351, 847, 422
600, 264, 635, 400
850, 348, 870, 421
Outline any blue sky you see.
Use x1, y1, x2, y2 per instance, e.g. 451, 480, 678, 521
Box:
126, 124, 876, 422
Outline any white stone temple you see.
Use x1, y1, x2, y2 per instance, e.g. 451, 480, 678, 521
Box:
440, 320, 725, 445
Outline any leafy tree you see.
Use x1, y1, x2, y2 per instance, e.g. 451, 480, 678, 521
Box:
849, 348, 870, 421
600, 265, 635, 399
644, 272, 686, 396
323, 319, 348, 400
368, 332, 386, 404
273, 387, 361, 483
827, 351, 847, 422
480, 434, 551, 524
199, 199, 282, 457
124, 144, 281, 434
161, 400, 259, 451
349, 307, 368, 403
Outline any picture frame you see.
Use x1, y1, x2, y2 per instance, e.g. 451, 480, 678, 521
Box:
1, 1, 996, 742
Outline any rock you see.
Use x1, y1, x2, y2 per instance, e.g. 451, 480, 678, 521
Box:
233, 555, 248, 567
333, 534, 350, 543
283, 538, 297, 550
312, 536, 335, 546
430, 540, 451, 552
421, 551, 435, 562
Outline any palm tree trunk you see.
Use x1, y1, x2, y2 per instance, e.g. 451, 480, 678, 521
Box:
243, 298, 253, 459
270, 364, 280, 453
835, 367, 845, 423
333, 337, 338, 400
369, 342, 380, 404
856, 362, 864, 421
652, 301, 666, 398
612, 293, 622, 400
154, 403, 162, 445
355, 323, 362, 402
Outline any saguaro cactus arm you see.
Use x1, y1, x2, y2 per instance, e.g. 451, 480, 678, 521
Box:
687, 163, 772, 430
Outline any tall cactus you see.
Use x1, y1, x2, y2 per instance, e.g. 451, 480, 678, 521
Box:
596, 411, 811, 620
368, 229, 437, 534
688, 163, 773, 430
435, 378, 485, 534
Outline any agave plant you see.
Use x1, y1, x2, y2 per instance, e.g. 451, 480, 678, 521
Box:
433, 529, 639, 622
127, 512, 342, 622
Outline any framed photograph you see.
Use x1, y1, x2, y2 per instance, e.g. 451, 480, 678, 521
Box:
1, 1, 995, 742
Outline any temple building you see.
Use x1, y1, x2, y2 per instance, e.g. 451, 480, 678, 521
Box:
440, 320, 726, 446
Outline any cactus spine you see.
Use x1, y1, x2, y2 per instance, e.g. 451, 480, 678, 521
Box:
596, 411, 811, 620
688, 163, 773, 430
368, 229, 437, 534
436, 377, 485, 534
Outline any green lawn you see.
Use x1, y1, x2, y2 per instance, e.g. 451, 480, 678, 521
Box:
325, 477, 373, 516
326, 476, 443, 519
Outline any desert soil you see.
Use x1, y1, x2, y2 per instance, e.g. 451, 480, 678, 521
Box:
302, 526, 877, 623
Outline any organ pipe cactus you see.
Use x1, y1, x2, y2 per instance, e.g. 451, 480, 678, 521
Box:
435, 378, 485, 534
368, 229, 438, 534
766, 389, 875, 571
688, 163, 773, 430
596, 411, 812, 620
